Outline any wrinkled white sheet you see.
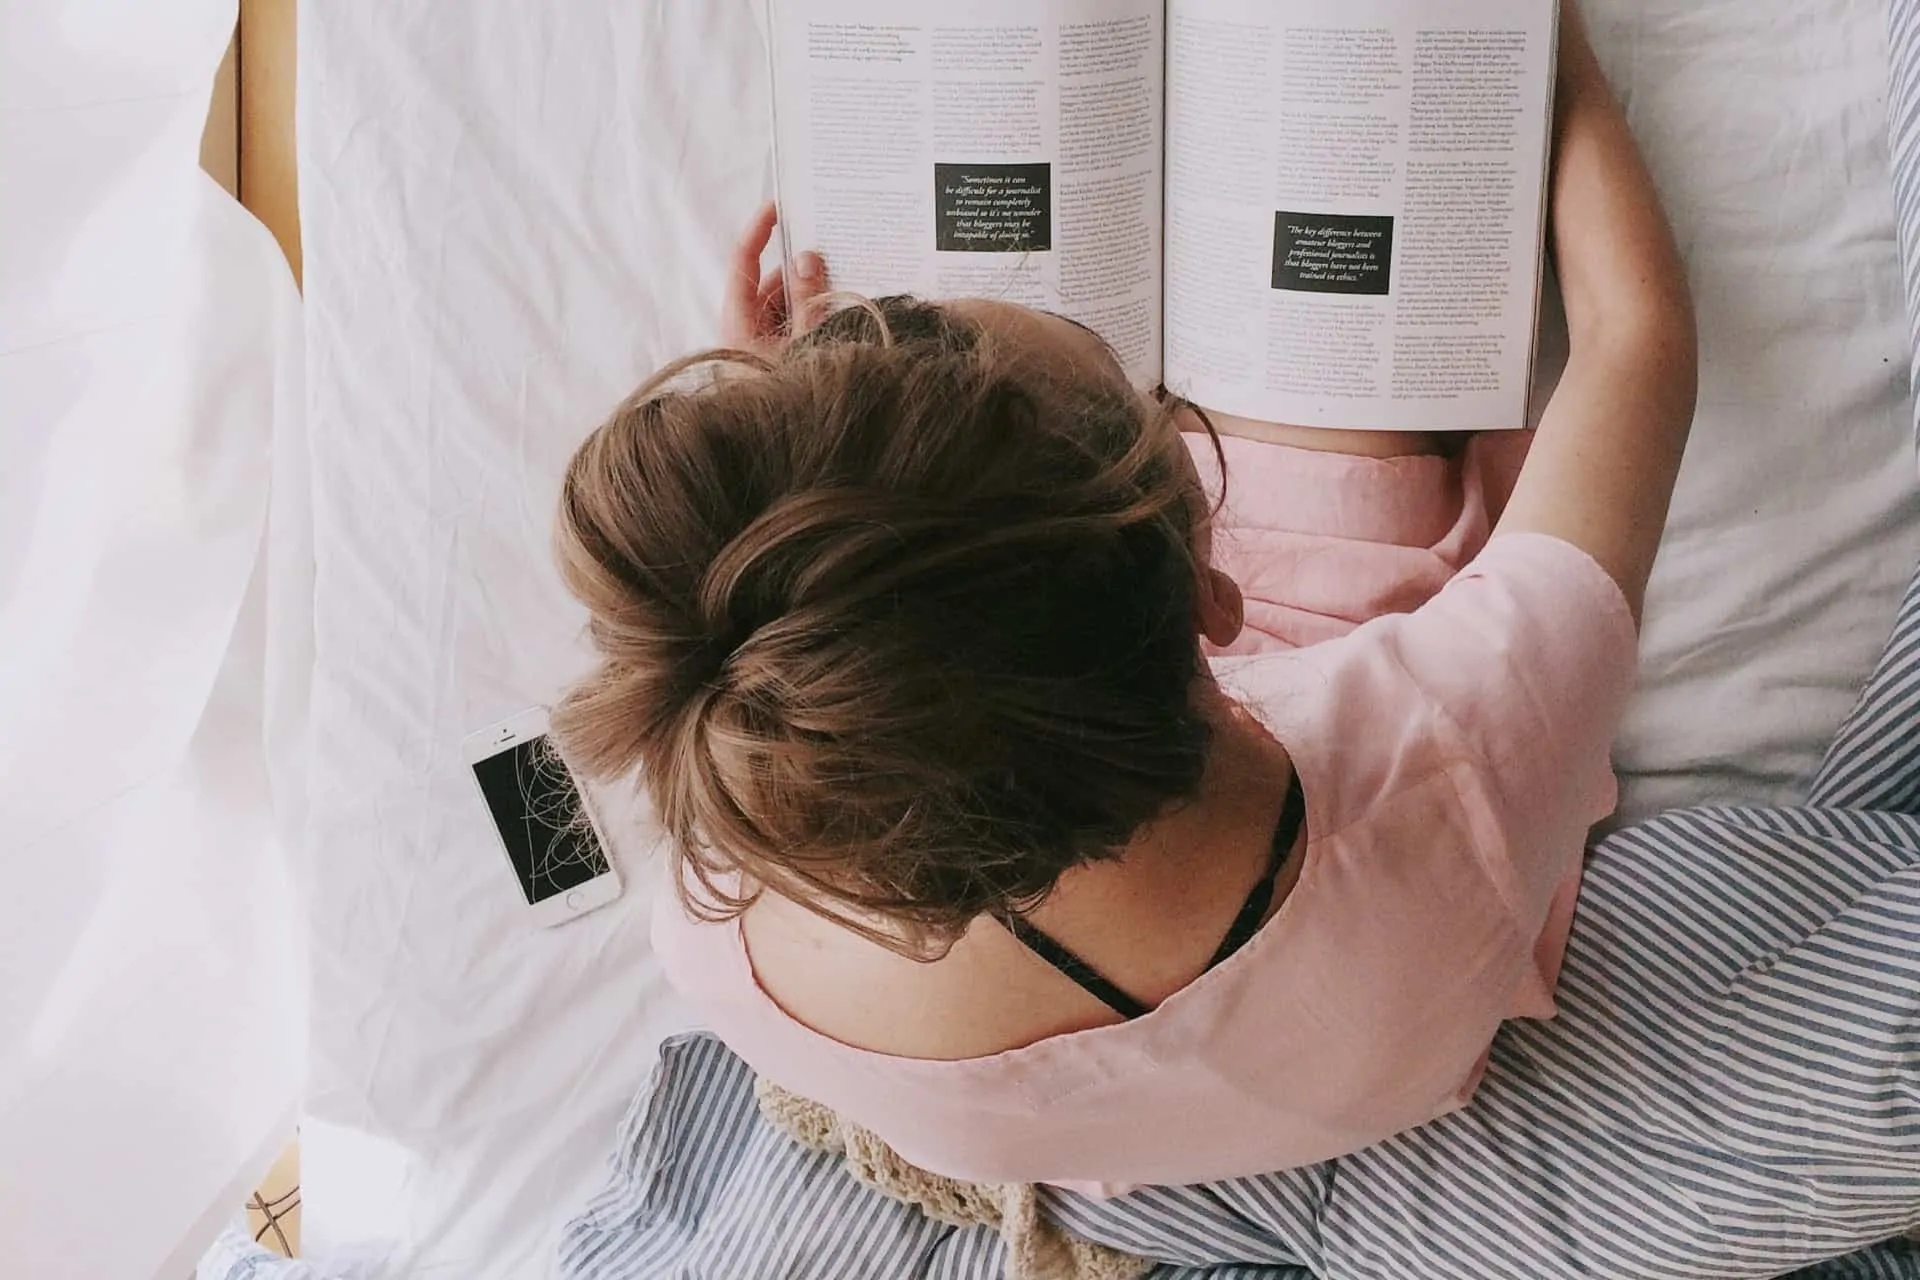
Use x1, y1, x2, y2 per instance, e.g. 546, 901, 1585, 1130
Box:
0, 2, 309, 1277
294, 1, 1920, 1277
1603, 0, 1920, 815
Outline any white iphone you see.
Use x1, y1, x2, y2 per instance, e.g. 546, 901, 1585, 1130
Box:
463, 707, 623, 927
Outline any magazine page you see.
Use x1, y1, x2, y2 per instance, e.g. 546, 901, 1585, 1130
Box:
766, 0, 1166, 384
1162, 0, 1558, 430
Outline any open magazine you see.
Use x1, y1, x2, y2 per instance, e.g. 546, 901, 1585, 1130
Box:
767, 0, 1560, 431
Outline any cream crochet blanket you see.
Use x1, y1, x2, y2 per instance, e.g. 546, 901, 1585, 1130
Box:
754, 1076, 1151, 1280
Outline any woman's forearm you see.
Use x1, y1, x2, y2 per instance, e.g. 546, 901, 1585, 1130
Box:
1494, 3, 1698, 623
1548, 6, 1693, 352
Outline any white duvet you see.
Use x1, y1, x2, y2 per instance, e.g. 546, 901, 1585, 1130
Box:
294, 1, 1920, 1275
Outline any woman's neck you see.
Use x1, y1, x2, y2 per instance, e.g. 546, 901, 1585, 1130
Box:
737, 694, 1303, 1054
1019, 704, 1292, 953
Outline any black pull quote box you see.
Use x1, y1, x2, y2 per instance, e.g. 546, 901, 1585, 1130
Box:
1272, 212, 1395, 295
935, 162, 1054, 252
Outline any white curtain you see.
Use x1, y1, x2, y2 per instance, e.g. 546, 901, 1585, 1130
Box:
0, 2, 309, 1277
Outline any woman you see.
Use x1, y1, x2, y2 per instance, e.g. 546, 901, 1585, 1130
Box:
552, 2, 1696, 1190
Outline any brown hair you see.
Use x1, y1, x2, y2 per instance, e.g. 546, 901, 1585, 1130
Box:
553, 297, 1219, 953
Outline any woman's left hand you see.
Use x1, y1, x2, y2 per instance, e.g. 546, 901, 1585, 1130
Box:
721, 202, 830, 354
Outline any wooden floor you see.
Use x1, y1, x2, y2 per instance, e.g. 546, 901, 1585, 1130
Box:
244, 1139, 303, 1258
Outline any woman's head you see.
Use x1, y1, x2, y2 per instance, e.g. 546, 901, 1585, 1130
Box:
553, 296, 1241, 951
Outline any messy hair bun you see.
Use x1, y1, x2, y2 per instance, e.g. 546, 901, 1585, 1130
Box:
553, 297, 1216, 953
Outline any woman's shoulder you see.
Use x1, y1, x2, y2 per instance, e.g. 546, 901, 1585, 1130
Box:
1366, 532, 1640, 782
1215, 531, 1637, 837
1218, 532, 1636, 742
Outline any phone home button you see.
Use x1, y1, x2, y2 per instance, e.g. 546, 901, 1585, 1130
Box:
565, 890, 585, 910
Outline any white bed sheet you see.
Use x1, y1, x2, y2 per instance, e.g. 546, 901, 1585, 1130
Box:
294, 2, 1920, 1276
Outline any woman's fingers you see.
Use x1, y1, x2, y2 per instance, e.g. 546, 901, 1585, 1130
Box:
755, 266, 788, 330
722, 202, 780, 347
718, 202, 831, 349
787, 251, 831, 334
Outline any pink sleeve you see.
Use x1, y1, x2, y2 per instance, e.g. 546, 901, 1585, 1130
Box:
1369, 533, 1641, 936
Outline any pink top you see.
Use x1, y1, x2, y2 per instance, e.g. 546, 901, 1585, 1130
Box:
653, 437, 1640, 1191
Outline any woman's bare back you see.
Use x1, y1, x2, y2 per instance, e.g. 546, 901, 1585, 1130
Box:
742, 715, 1305, 1060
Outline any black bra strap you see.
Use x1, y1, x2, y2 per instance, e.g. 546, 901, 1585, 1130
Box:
1206, 768, 1307, 971
998, 767, 1308, 1021
995, 911, 1151, 1020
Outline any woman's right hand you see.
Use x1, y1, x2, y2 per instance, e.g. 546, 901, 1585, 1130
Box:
721, 202, 832, 356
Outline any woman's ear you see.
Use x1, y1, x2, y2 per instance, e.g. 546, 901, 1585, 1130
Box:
1196, 565, 1245, 649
